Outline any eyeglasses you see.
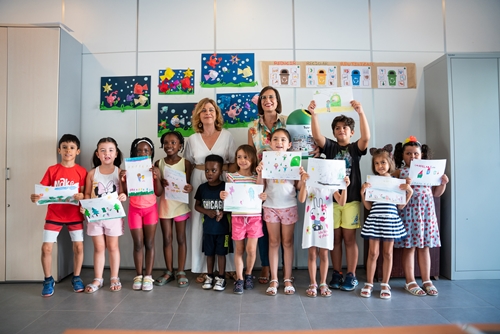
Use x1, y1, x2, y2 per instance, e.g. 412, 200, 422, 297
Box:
260, 95, 276, 100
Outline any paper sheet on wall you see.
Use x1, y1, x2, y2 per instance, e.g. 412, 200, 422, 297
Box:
408, 159, 446, 186
306, 65, 337, 87
307, 158, 346, 189
268, 64, 301, 87
163, 166, 189, 204
223, 183, 264, 214
365, 175, 406, 205
80, 193, 125, 222
261, 151, 302, 180
125, 156, 154, 196
34, 184, 79, 205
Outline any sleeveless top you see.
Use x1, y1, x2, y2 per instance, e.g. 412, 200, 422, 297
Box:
158, 157, 190, 219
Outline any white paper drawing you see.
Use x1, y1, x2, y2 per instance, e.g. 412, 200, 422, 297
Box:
307, 158, 346, 189
163, 166, 189, 204
312, 87, 358, 120
223, 183, 264, 214
409, 159, 446, 186
80, 192, 125, 222
365, 175, 406, 205
34, 184, 79, 206
261, 151, 302, 180
125, 156, 154, 197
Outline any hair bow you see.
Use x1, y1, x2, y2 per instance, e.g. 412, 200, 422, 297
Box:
369, 144, 393, 156
403, 135, 421, 146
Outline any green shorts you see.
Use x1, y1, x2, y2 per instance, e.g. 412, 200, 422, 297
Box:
333, 201, 361, 229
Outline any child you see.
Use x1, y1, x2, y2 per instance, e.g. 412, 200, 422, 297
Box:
194, 154, 232, 291
298, 171, 350, 297
256, 129, 305, 296
360, 147, 413, 299
220, 145, 267, 294
83, 137, 127, 293
154, 131, 193, 288
393, 136, 448, 296
120, 137, 163, 291
308, 100, 370, 291
30, 134, 87, 297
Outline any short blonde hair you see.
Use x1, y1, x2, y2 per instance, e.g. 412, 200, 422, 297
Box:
192, 98, 224, 133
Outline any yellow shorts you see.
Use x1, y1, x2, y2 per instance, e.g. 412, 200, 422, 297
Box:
333, 201, 361, 229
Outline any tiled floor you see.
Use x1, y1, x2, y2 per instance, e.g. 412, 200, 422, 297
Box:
0, 267, 499, 334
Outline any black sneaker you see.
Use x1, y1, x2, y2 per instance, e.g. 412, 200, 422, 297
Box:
244, 274, 254, 290
233, 279, 244, 294
340, 272, 358, 291
328, 270, 344, 289
213, 276, 226, 291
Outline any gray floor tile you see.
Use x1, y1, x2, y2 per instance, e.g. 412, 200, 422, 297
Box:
168, 312, 239, 331
301, 290, 369, 314
0, 310, 47, 334
176, 287, 242, 314
113, 285, 185, 313
239, 313, 312, 331
238, 290, 305, 314
307, 311, 382, 329
51, 288, 129, 312
97, 312, 174, 330
17, 310, 108, 334
436, 307, 500, 324
372, 308, 450, 326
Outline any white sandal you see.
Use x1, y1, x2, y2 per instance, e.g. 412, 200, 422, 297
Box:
283, 278, 295, 295
360, 283, 373, 298
85, 278, 103, 294
266, 280, 279, 296
110, 277, 122, 292
422, 280, 438, 296
380, 283, 391, 299
405, 281, 426, 296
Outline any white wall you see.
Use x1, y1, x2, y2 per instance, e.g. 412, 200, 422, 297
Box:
1, 0, 499, 269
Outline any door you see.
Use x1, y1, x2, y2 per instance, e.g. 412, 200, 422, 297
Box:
0, 27, 6, 281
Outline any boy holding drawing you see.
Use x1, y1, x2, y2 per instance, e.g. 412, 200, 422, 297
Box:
307, 100, 370, 291
30, 134, 87, 297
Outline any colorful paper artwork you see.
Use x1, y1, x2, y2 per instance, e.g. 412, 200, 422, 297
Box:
163, 167, 189, 204
158, 68, 194, 95
268, 65, 301, 87
377, 67, 408, 88
409, 159, 446, 186
306, 66, 337, 87
312, 86, 356, 113
307, 158, 346, 189
340, 66, 372, 88
100, 76, 151, 111
365, 175, 406, 205
216, 92, 260, 128
80, 193, 125, 222
223, 183, 264, 214
157, 102, 196, 138
201, 53, 257, 87
261, 151, 302, 180
125, 156, 154, 197
34, 184, 79, 206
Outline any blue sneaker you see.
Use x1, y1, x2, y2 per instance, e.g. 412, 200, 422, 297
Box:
71, 276, 85, 293
340, 272, 358, 291
42, 277, 55, 297
328, 270, 344, 289
233, 279, 244, 294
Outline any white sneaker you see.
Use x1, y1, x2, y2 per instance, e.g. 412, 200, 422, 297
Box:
132, 275, 143, 290
202, 275, 214, 290
213, 276, 226, 291
142, 276, 154, 291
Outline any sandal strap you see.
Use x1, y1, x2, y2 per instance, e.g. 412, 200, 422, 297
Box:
364, 282, 374, 287
176, 271, 186, 276
380, 283, 391, 289
422, 280, 432, 285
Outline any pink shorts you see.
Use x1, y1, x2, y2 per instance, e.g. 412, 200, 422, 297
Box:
232, 216, 264, 240
173, 212, 190, 222
87, 218, 124, 237
128, 204, 159, 230
263, 206, 298, 225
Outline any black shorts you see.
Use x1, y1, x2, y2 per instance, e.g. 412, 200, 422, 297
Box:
203, 233, 233, 256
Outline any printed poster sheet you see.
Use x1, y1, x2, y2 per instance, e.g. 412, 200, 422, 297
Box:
261, 151, 302, 180
340, 66, 372, 88
80, 193, 126, 222
409, 159, 446, 186
306, 65, 337, 88
163, 166, 189, 204
125, 156, 154, 197
223, 183, 264, 214
34, 184, 79, 205
365, 175, 406, 205
268, 64, 301, 87
377, 66, 408, 88
307, 158, 346, 189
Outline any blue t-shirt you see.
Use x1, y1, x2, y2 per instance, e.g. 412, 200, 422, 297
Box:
194, 181, 229, 235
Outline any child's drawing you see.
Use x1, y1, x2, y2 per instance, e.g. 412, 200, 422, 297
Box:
261, 151, 301, 180
312, 87, 356, 116
307, 158, 346, 189
201, 53, 257, 87
223, 183, 264, 214
34, 184, 79, 205
125, 156, 154, 197
163, 166, 189, 204
80, 193, 125, 222
158, 68, 194, 95
365, 175, 406, 205
409, 159, 446, 186
100, 76, 151, 112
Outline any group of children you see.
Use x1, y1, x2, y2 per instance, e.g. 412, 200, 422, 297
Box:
31, 98, 448, 299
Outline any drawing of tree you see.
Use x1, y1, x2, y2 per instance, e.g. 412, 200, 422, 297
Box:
114, 203, 121, 213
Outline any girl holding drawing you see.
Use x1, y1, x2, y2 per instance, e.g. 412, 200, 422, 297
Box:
120, 137, 163, 291
298, 170, 350, 297
393, 136, 448, 296
220, 144, 267, 294
256, 128, 305, 296
83, 137, 127, 293
360, 147, 412, 299
154, 131, 193, 288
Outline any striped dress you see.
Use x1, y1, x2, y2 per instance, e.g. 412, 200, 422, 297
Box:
361, 202, 407, 242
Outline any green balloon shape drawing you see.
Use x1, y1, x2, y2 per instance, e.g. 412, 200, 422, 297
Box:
290, 156, 301, 167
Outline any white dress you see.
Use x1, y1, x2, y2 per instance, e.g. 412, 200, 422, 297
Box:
301, 186, 334, 250
184, 129, 236, 273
